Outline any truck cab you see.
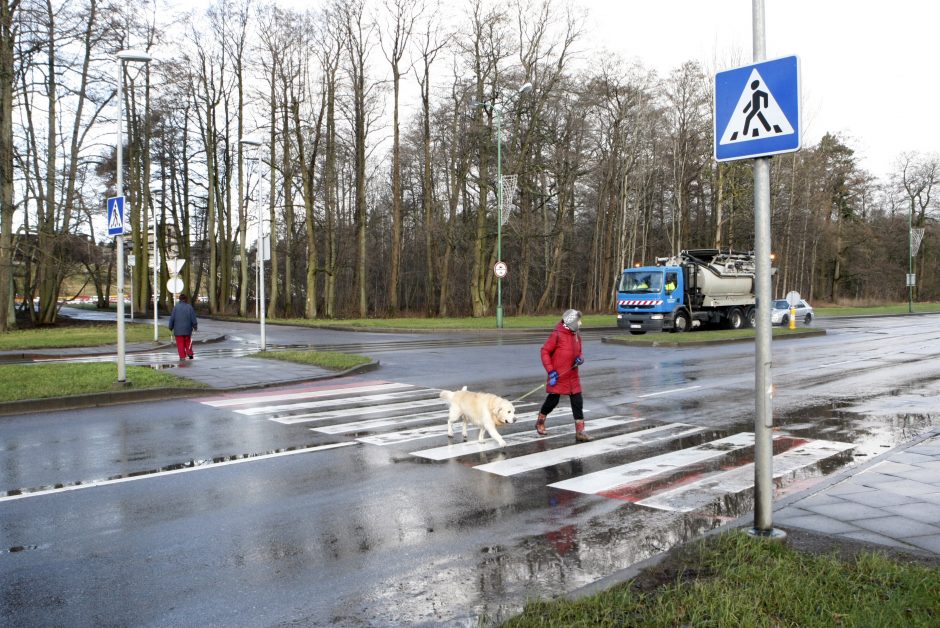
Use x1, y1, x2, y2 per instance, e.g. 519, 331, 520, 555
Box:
616, 266, 686, 333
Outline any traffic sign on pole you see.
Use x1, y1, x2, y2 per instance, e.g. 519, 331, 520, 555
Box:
107, 196, 126, 236
714, 55, 800, 162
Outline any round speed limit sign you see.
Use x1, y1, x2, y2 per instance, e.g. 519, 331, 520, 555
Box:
493, 261, 508, 278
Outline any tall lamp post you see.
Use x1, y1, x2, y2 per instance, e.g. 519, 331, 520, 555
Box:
115, 49, 152, 382
240, 138, 265, 350
908, 204, 914, 314
490, 81, 532, 329
149, 186, 163, 341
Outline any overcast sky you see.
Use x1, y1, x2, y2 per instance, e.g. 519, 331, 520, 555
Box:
583, 0, 937, 179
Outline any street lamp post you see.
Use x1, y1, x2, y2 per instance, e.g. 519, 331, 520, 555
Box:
909, 203, 913, 314
490, 82, 532, 329
115, 49, 152, 382
240, 138, 265, 350
150, 186, 163, 342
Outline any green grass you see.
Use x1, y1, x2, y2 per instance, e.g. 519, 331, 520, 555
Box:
263, 313, 613, 330
607, 326, 820, 344
0, 322, 171, 350
816, 302, 940, 316
253, 349, 372, 370
0, 363, 206, 402
502, 531, 940, 627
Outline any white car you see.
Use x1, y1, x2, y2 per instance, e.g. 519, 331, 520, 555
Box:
771, 299, 814, 326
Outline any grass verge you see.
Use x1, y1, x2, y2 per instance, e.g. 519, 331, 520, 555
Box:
0, 322, 171, 350
816, 302, 940, 316
607, 326, 820, 345
502, 531, 940, 627
257, 313, 613, 330
0, 363, 206, 402
253, 349, 372, 370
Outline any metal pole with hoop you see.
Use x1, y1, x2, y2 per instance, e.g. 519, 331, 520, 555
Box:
240, 137, 265, 350
493, 82, 532, 329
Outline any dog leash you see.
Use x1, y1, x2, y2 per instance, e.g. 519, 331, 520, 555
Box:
512, 363, 579, 403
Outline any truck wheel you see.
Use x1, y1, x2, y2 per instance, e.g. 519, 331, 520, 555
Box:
745, 307, 756, 328
727, 307, 744, 330
672, 309, 691, 333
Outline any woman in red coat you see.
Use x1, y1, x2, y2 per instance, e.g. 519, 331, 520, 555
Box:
536, 309, 591, 442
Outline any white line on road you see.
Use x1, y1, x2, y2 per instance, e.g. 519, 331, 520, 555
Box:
0, 442, 355, 503
200, 382, 415, 408
636, 385, 702, 399
475, 423, 705, 477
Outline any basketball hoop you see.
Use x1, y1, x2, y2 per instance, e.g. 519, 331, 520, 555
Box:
499, 174, 518, 225
911, 227, 926, 256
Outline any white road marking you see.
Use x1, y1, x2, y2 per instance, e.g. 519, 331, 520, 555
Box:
235, 390, 441, 416
0, 442, 355, 503
409, 415, 634, 460
547, 432, 755, 494
200, 382, 415, 408
475, 423, 706, 477
270, 399, 446, 425
359, 403, 542, 446
637, 438, 854, 511
636, 385, 702, 399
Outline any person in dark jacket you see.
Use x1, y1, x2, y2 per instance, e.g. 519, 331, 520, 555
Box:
536, 309, 591, 442
168, 293, 198, 359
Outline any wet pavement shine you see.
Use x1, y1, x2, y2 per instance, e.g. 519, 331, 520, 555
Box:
1, 312, 940, 625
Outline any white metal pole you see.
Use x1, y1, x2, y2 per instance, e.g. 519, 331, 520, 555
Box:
259, 203, 266, 351
153, 217, 158, 341
116, 58, 126, 382
750, 0, 781, 538
496, 104, 503, 329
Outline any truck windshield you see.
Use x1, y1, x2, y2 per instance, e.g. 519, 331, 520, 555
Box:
619, 271, 662, 293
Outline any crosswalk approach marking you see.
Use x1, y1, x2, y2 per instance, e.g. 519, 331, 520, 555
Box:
200, 382, 415, 408
475, 423, 706, 477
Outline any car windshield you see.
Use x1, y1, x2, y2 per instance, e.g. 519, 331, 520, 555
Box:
772, 300, 789, 309
620, 271, 662, 293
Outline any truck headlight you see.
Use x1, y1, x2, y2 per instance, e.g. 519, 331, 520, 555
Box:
650, 314, 663, 320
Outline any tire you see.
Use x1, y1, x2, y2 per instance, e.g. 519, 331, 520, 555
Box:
745, 306, 756, 328
672, 309, 691, 333
727, 307, 744, 330
629, 330, 646, 336
804, 313, 813, 325
781, 314, 789, 327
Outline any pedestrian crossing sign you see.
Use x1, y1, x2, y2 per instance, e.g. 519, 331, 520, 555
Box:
714, 55, 800, 162
107, 196, 126, 236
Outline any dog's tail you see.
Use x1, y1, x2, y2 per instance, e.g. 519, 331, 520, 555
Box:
439, 385, 468, 402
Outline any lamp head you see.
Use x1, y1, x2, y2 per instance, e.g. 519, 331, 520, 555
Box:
517, 82, 533, 95
116, 49, 152, 63
240, 137, 263, 148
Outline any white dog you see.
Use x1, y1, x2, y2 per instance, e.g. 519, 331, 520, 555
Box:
439, 386, 516, 447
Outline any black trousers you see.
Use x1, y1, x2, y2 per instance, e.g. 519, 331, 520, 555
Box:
539, 392, 584, 421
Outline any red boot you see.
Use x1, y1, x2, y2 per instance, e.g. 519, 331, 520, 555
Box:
575, 420, 592, 442
535, 413, 547, 436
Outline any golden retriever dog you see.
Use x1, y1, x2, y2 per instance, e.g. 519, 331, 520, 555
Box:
439, 386, 516, 447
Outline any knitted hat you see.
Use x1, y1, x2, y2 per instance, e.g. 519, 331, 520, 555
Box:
562, 309, 582, 329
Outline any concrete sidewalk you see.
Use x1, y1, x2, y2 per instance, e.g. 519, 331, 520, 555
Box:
775, 426, 940, 556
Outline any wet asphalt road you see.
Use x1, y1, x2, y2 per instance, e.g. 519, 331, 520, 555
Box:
2, 314, 940, 626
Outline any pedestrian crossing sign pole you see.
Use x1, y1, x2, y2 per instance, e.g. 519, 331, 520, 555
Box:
107, 196, 126, 236
714, 55, 800, 162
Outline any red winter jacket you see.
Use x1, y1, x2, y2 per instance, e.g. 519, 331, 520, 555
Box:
540, 321, 582, 394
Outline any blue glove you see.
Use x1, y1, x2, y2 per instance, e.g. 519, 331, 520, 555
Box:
548, 370, 558, 386
573, 356, 584, 367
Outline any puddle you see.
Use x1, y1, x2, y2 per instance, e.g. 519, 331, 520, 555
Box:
148, 363, 178, 370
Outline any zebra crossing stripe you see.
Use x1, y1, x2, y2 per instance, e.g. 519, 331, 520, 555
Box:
311, 405, 450, 433
270, 399, 441, 425
636, 438, 854, 512
547, 432, 755, 494
408, 415, 634, 460
234, 389, 440, 416
475, 423, 706, 477
200, 382, 415, 408
360, 403, 542, 447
